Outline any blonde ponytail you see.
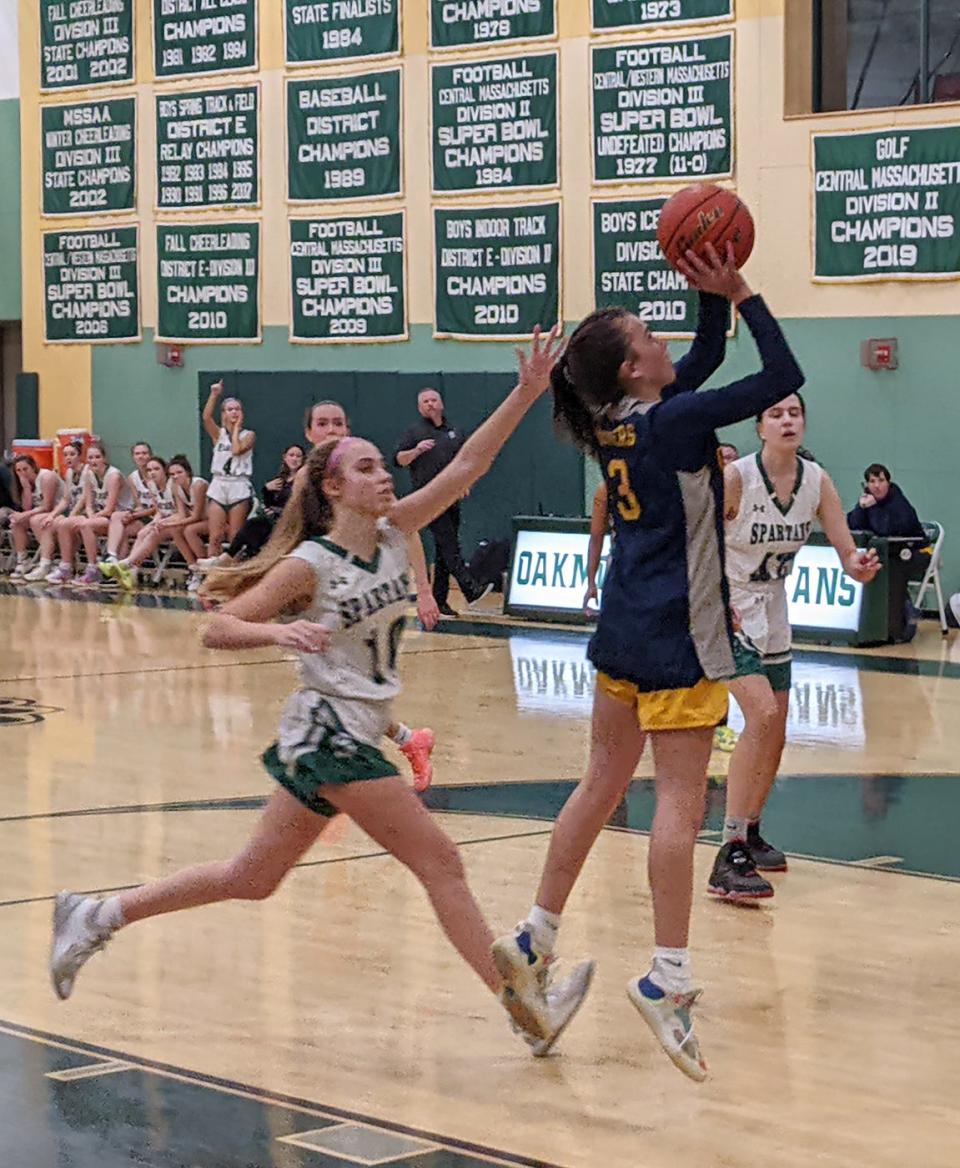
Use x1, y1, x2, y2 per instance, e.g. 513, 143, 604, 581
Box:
201, 439, 339, 604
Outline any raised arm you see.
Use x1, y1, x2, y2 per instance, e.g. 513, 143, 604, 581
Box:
818, 473, 881, 583
653, 295, 804, 464
389, 326, 564, 536
202, 381, 223, 443
668, 294, 729, 395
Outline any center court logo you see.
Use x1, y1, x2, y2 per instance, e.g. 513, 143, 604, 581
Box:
0, 697, 63, 726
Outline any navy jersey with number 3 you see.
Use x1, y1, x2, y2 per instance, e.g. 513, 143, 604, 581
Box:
588, 294, 805, 693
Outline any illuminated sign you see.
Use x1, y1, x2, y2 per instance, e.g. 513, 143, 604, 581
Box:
786, 543, 863, 632
507, 528, 611, 616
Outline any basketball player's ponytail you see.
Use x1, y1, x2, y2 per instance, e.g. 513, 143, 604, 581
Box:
202, 440, 339, 604
551, 308, 630, 460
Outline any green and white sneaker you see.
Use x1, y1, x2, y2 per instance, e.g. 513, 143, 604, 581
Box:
627, 974, 708, 1082
517, 959, 595, 1058
115, 563, 138, 591
50, 892, 118, 1001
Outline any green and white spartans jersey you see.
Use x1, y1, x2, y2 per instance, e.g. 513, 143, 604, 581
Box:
276, 521, 410, 762
725, 452, 823, 663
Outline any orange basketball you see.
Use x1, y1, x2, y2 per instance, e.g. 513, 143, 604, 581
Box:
657, 184, 755, 272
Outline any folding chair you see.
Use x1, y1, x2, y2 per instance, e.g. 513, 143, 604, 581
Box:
909, 521, 948, 636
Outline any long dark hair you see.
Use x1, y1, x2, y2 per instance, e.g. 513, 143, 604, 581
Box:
203, 439, 339, 604
551, 307, 631, 458
278, 444, 306, 482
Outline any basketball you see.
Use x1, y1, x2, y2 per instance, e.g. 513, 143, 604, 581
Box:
657, 184, 755, 272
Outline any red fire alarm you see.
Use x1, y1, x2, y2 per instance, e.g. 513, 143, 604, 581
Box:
156, 343, 184, 368
860, 338, 898, 371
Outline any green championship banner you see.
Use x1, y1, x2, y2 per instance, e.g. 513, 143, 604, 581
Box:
157, 223, 260, 342
42, 98, 136, 217
813, 125, 960, 281
430, 0, 555, 49
285, 0, 400, 64
593, 198, 732, 336
290, 213, 406, 342
40, 0, 134, 91
156, 85, 259, 210
434, 203, 559, 339
287, 69, 402, 202
153, 0, 257, 78
431, 52, 558, 193
592, 32, 733, 184
43, 226, 140, 343
592, 0, 732, 31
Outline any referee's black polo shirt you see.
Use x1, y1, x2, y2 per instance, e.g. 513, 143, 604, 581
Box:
393, 417, 467, 491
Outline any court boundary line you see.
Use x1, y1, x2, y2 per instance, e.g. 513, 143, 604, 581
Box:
0, 1020, 567, 1168
0, 826, 554, 910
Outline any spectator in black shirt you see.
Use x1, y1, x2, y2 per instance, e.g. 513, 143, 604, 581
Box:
847, 463, 924, 538
394, 388, 491, 615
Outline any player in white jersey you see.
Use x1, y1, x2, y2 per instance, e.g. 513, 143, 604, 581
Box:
50, 326, 595, 1056
298, 398, 441, 791
25, 442, 85, 581
194, 382, 256, 559
51, 444, 134, 587
99, 456, 185, 589
101, 442, 157, 566
7, 455, 63, 580
708, 392, 880, 900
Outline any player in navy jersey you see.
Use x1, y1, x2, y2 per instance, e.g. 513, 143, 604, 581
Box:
493, 244, 805, 1081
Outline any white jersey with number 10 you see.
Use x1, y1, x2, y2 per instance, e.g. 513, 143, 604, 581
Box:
275, 521, 410, 763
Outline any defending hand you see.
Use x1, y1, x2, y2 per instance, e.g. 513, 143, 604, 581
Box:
516, 323, 565, 399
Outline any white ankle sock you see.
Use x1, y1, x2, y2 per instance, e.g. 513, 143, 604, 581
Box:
526, 904, 561, 954
723, 815, 749, 844
95, 896, 125, 932
649, 946, 693, 994
390, 723, 413, 747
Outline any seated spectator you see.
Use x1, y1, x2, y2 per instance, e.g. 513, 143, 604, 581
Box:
847, 463, 924, 538
718, 442, 739, 466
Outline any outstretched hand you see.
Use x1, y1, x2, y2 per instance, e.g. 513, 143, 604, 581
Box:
676, 242, 750, 304
845, 547, 881, 584
516, 323, 565, 400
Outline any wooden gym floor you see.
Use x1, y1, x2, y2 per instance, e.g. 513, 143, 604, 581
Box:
1, 584, 958, 1168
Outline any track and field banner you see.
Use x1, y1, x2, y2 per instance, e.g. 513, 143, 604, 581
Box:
156, 85, 259, 210
156, 223, 260, 343
430, 0, 556, 49
42, 97, 136, 216
290, 212, 407, 343
153, 0, 257, 79
434, 202, 560, 339
43, 226, 140, 343
285, 0, 400, 64
592, 0, 733, 31
592, 32, 733, 184
593, 198, 733, 337
40, 0, 134, 91
287, 68, 403, 202
431, 52, 558, 194
812, 125, 960, 281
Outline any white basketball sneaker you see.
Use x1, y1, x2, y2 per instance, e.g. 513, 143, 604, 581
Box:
626, 974, 708, 1082
50, 892, 118, 1001
517, 958, 596, 1058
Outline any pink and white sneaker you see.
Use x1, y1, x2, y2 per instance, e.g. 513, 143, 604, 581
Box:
400, 728, 436, 793
46, 564, 73, 585
72, 565, 101, 587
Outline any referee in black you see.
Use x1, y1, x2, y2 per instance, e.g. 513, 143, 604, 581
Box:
394, 387, 492, 616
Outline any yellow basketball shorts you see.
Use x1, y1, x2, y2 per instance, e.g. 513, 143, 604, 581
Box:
597, 672, 728, 732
